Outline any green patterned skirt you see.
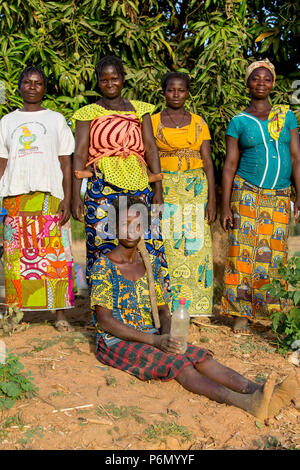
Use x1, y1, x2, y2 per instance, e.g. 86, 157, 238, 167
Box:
161, 167, 213, 316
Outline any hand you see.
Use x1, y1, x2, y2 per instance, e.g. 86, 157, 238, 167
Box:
205, 198, 216, 225
154, 334, 184, 354
294, 197, 300, 223
221, 206, 233, 232
58, 199, 71, 226
71, 196, 85, 222
152, 185, 164, 205
152, 185, 164, 216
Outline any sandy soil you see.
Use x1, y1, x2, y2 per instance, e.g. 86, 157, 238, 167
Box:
0, 238, 299, 451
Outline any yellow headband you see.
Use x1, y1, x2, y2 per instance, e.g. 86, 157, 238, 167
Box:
245, 58, 276, 85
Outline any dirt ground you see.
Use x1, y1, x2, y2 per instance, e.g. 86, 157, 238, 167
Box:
0, 237, 300, 451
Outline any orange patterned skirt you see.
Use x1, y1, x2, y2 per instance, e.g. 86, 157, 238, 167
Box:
220, 175, 290, 320
3, 192, 75, 311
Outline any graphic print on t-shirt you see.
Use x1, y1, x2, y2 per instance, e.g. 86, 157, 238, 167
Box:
19, 126, 36, 149
12, 121, 47, 158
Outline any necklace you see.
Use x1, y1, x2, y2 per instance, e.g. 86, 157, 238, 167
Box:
165, 109, 186, 128
101, 97, 126, 111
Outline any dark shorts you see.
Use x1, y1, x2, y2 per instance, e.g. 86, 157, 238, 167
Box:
96, 337, 211, 382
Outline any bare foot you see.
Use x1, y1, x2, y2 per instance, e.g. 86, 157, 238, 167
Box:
247, 372, 276, 420
55, 310, 74, 332
233, 317, 251, 336
267, 370, 299, 417
148, 172, 163, 183
74, 169, 93, 180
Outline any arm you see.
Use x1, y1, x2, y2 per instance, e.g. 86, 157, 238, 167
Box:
290, 127, 300, 223
95, 303, 182, 353
0, 157, 7, 180
221, 135, 240, 231
71, 120, 90, 221
58, 155, 72, 226
201, 140, 216, 224
141, 113, 163, 207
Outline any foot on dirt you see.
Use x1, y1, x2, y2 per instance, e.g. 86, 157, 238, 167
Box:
268, 371, 299, 417
247, 372, 276, 420
55, 320, 74, 332
233, 318, 251, 336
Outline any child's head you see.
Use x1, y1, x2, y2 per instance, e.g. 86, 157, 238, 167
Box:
110, 196, 148, 248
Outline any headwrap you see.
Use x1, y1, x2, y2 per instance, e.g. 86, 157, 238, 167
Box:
245, 58, 276, 85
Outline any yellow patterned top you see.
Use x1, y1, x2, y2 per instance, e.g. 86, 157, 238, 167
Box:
151, 112, 211, 172
72, 101, 155, 190
90, 254, 170, 346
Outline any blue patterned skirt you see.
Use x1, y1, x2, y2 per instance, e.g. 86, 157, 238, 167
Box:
84, 168, 169, 285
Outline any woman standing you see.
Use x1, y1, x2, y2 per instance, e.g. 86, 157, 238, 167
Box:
72, 56, 168, 286
0, 66, 75, 331
151, 72, 216, 316
220, 59, 300, 335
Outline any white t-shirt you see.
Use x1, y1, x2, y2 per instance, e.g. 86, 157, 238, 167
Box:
0, 109, 75, 200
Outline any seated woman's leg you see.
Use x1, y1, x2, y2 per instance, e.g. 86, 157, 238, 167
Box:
196, 355, 299, 412
175, 364, 276, 420
195, 355, 260, 393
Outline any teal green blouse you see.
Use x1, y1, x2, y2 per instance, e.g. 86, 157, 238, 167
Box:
226, 110, 298, 189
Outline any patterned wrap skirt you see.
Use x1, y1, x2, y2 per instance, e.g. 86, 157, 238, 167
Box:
3, 192, 75, 311
96, 336, 210, 382
161, 167, 213, 316
220, 175, 290, 320
84, 167, 169, 285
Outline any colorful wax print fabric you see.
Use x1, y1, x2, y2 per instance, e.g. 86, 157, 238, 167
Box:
84, 166, 169, 286
152, 113, 213, 317
220, 175, 290, 320
151, 112, 210, 172
161, 168, 213, 316
73, 101, 155, 191
3, 192, 75, 311
90, 254, 169, 346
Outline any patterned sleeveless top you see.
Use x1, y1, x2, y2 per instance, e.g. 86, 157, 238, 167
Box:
89, 113, 145, 167
73, 101, 155, 190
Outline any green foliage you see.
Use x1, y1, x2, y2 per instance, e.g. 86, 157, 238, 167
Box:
261, 257, 300, 352
144, 420, 194, 442
0, 1, 298, 181
0, 414, 24, 442
0, 304, 27, 336
290, 221, 300, 237
96, 401, 146, 423
21, 332, 89, 357
18, 426, 45, 446
70, 216, 85, 241
0, 352, 39, 410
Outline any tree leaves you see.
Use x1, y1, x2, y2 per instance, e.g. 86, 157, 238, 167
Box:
0, 0, 298, 179
263, 257, 300, 353
255, 31, 274, 42
0, 352, 39, 411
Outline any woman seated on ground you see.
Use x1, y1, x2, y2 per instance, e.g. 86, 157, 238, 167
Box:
89, 195, 298, 421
